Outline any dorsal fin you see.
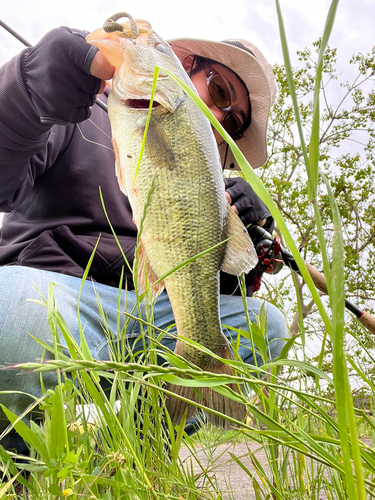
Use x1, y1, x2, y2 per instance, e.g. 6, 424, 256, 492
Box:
221, 203, 258, 275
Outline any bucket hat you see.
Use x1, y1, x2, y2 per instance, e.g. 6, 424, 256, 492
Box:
168, 38, 276, 170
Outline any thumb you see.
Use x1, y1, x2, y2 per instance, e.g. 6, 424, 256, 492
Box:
90, 51, 114, 80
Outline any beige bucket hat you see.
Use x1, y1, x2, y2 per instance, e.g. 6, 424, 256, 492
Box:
168, 38, 276, 170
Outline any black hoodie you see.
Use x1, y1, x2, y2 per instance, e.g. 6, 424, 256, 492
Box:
0, 27, 272, 296
0, 27, 138, 288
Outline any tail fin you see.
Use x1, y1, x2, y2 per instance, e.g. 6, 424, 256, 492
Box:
165, 345, 246, 429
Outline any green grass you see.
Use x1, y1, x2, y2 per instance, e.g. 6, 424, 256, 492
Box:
1, 0, 375, 498
2, 288, 375, 499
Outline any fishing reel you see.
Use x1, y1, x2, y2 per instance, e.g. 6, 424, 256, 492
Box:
254, 237, 284, 274
246, 225, 283, 293
249, 225, 300, 272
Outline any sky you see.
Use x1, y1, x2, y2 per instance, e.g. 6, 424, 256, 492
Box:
0, 0, 374, 227
0, 0, 374, 72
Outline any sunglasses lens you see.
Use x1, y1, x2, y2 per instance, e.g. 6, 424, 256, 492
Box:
223, 113, 244, 140
187, 57, 247, 140
208, 75, 231, 109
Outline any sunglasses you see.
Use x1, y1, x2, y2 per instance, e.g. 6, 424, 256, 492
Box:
185, 55, 250, 140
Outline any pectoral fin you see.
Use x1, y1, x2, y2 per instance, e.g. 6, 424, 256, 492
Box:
136, 240, 165, 298
137, 116, 175, 170
221, 203, 258, 275
112, 137, 127, 196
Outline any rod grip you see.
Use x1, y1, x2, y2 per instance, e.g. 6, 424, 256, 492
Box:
305, 262, 328, 294
357, 311, 375, 335
305, 263, 375, 335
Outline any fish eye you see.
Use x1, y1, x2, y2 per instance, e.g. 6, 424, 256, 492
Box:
154, 43, 169, 54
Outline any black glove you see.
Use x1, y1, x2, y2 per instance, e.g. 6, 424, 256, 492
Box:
221, 178, 278, 296
21, 26, 101, 125
224, 177, 274, 231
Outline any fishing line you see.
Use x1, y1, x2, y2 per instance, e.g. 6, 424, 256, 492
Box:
222, 143, 229, 171
76, 123, 113, 151
88, 118, 112, 140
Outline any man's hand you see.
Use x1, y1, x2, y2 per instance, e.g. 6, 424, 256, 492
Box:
22, 27, 114, 125
89, 50, 114, 93
224, 177, 270, 227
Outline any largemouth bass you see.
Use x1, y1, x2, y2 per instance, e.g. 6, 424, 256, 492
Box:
87, 13, 258, 427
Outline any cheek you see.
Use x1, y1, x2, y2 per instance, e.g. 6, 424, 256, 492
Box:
190, 73, 211, 106
190, 72, 227, 145
213, 129, 223, 145
190, 74, 226, 120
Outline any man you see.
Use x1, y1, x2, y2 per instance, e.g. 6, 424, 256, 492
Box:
0, 25, 287, 452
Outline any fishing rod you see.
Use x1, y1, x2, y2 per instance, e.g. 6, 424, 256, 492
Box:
0, 19, 108, 113
249, 225, 375, 336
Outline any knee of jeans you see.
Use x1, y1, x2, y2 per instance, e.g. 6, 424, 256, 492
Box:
242, 298, 288, 358
263, 302, 289, 359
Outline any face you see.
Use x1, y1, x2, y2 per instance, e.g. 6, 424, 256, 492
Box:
189, 58, 251, 145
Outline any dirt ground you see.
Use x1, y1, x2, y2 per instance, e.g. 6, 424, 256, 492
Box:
179, 441, 329, 500
179, 442, 273, 500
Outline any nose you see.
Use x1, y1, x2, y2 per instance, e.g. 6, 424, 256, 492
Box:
206, 106, 228, 144
209, 105, 227, 124
209, 108, 227, 145
208, 106, 229, 145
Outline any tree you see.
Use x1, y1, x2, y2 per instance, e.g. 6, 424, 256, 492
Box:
258, 39, 375, 396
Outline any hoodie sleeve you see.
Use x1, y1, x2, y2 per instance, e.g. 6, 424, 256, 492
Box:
0, 27, 101, 211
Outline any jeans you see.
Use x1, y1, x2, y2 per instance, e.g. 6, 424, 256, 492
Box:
0, 266, 288, 452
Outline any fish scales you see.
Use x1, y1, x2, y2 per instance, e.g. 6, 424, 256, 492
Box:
87, 16, 258, 427
110, 95, 228, 360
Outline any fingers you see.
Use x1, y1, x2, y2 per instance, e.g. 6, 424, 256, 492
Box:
90, 52, 114, 94
90, 51, 114, 81
231, 204, 239, 216
224, 189, 232, 204
224, 184, 239, 215
224, 177, 275, 231
23, 27, 103, 125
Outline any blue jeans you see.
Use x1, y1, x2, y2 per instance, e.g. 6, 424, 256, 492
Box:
0, 266, 288, 452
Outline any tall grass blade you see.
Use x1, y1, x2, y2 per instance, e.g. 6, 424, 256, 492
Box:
160, 66, 331, 334
309, 0, 339, 198
132, 66, 159, 188
274, 0, 311, 193
323, 172, 366, 499
0, 405, 49, 464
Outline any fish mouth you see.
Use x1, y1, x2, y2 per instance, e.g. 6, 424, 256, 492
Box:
124, 99, 160, 109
